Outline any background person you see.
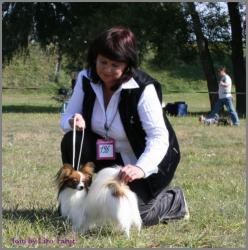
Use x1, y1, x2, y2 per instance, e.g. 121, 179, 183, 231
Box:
201, 66, 240, 126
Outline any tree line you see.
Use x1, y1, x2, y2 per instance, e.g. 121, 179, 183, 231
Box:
2, 2, 246, 116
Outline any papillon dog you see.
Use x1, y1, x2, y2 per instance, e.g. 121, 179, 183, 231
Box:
78, 165, 142, 238
56, 163, 142, 237
55, 162, 94, 231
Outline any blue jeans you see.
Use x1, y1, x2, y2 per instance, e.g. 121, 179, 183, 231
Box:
207, 97, 240, 125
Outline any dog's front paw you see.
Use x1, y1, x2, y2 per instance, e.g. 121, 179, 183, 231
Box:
73, 222, 90, 235
72, 225, 80, 233
78, 226, 89, 235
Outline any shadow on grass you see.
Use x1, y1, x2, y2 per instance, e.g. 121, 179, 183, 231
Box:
167, 111, 236, 118
2, 208, 124, 239
3, 208, 68, 235
187, 111, 209, 117
3, 208, 134, 238
165, 111, 210, 118
2, 105, 61, 113
187, 111, 239, 118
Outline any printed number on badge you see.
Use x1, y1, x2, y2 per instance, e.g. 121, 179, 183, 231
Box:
96, 139, 116, 160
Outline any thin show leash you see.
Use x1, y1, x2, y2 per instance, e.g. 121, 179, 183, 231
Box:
72, 116, 85, 171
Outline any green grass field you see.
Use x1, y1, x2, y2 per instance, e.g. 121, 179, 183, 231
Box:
2, 91, 246, 248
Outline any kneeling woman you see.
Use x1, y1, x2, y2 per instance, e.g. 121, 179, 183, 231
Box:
60, 26, 189, 226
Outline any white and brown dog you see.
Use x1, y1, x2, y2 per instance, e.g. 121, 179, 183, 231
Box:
56, 163, 142, 237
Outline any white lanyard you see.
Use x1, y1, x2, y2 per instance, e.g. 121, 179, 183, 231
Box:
104, 107, 118, 139
72, 116, 85, 170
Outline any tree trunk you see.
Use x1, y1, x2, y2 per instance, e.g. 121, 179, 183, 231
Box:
187, 2, 219, 110
227, 2, 246, 117
54, 45, 62, 83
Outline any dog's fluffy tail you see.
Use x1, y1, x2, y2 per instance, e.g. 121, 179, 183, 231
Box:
105, 180, 130, 197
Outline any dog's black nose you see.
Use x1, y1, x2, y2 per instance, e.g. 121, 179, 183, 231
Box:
77, 185, 84, 190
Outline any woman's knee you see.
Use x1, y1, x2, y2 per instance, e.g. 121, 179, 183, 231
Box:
61, 131, 73, 164
61, 131, 72, 147
138, 186, 188, 226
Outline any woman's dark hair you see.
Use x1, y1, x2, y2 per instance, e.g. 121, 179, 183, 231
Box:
87, 26, 138, 89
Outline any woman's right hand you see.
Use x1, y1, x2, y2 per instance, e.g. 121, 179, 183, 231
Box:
69, 113, 86, 131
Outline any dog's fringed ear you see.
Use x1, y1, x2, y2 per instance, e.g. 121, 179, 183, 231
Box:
80, 162, 95, 177
80, 162, 95, 186
55, 163, 74, 188
63, 163, 74, 172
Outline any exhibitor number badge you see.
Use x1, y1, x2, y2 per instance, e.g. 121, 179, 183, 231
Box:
96, 139, 116, 160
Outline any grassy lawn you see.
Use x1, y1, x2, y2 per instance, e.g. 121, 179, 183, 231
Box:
2, 91, 245, 248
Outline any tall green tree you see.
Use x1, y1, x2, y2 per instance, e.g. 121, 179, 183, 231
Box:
227, 2, 246, 117
2, 2, 195, 70
3, 3, 35, 65
187, 2, 219, 109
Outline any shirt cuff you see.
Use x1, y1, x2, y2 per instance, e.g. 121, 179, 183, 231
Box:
60, 115, 73, 133
136, 159, 159, 178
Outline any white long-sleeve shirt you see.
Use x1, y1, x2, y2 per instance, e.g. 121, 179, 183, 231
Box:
218, 73, 232, 99
60, 70, 169, 178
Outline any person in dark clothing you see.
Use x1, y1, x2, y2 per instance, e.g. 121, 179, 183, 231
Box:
60, 26, 189, 226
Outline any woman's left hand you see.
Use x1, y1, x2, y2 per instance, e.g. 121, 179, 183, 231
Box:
119, 165, 145, 183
